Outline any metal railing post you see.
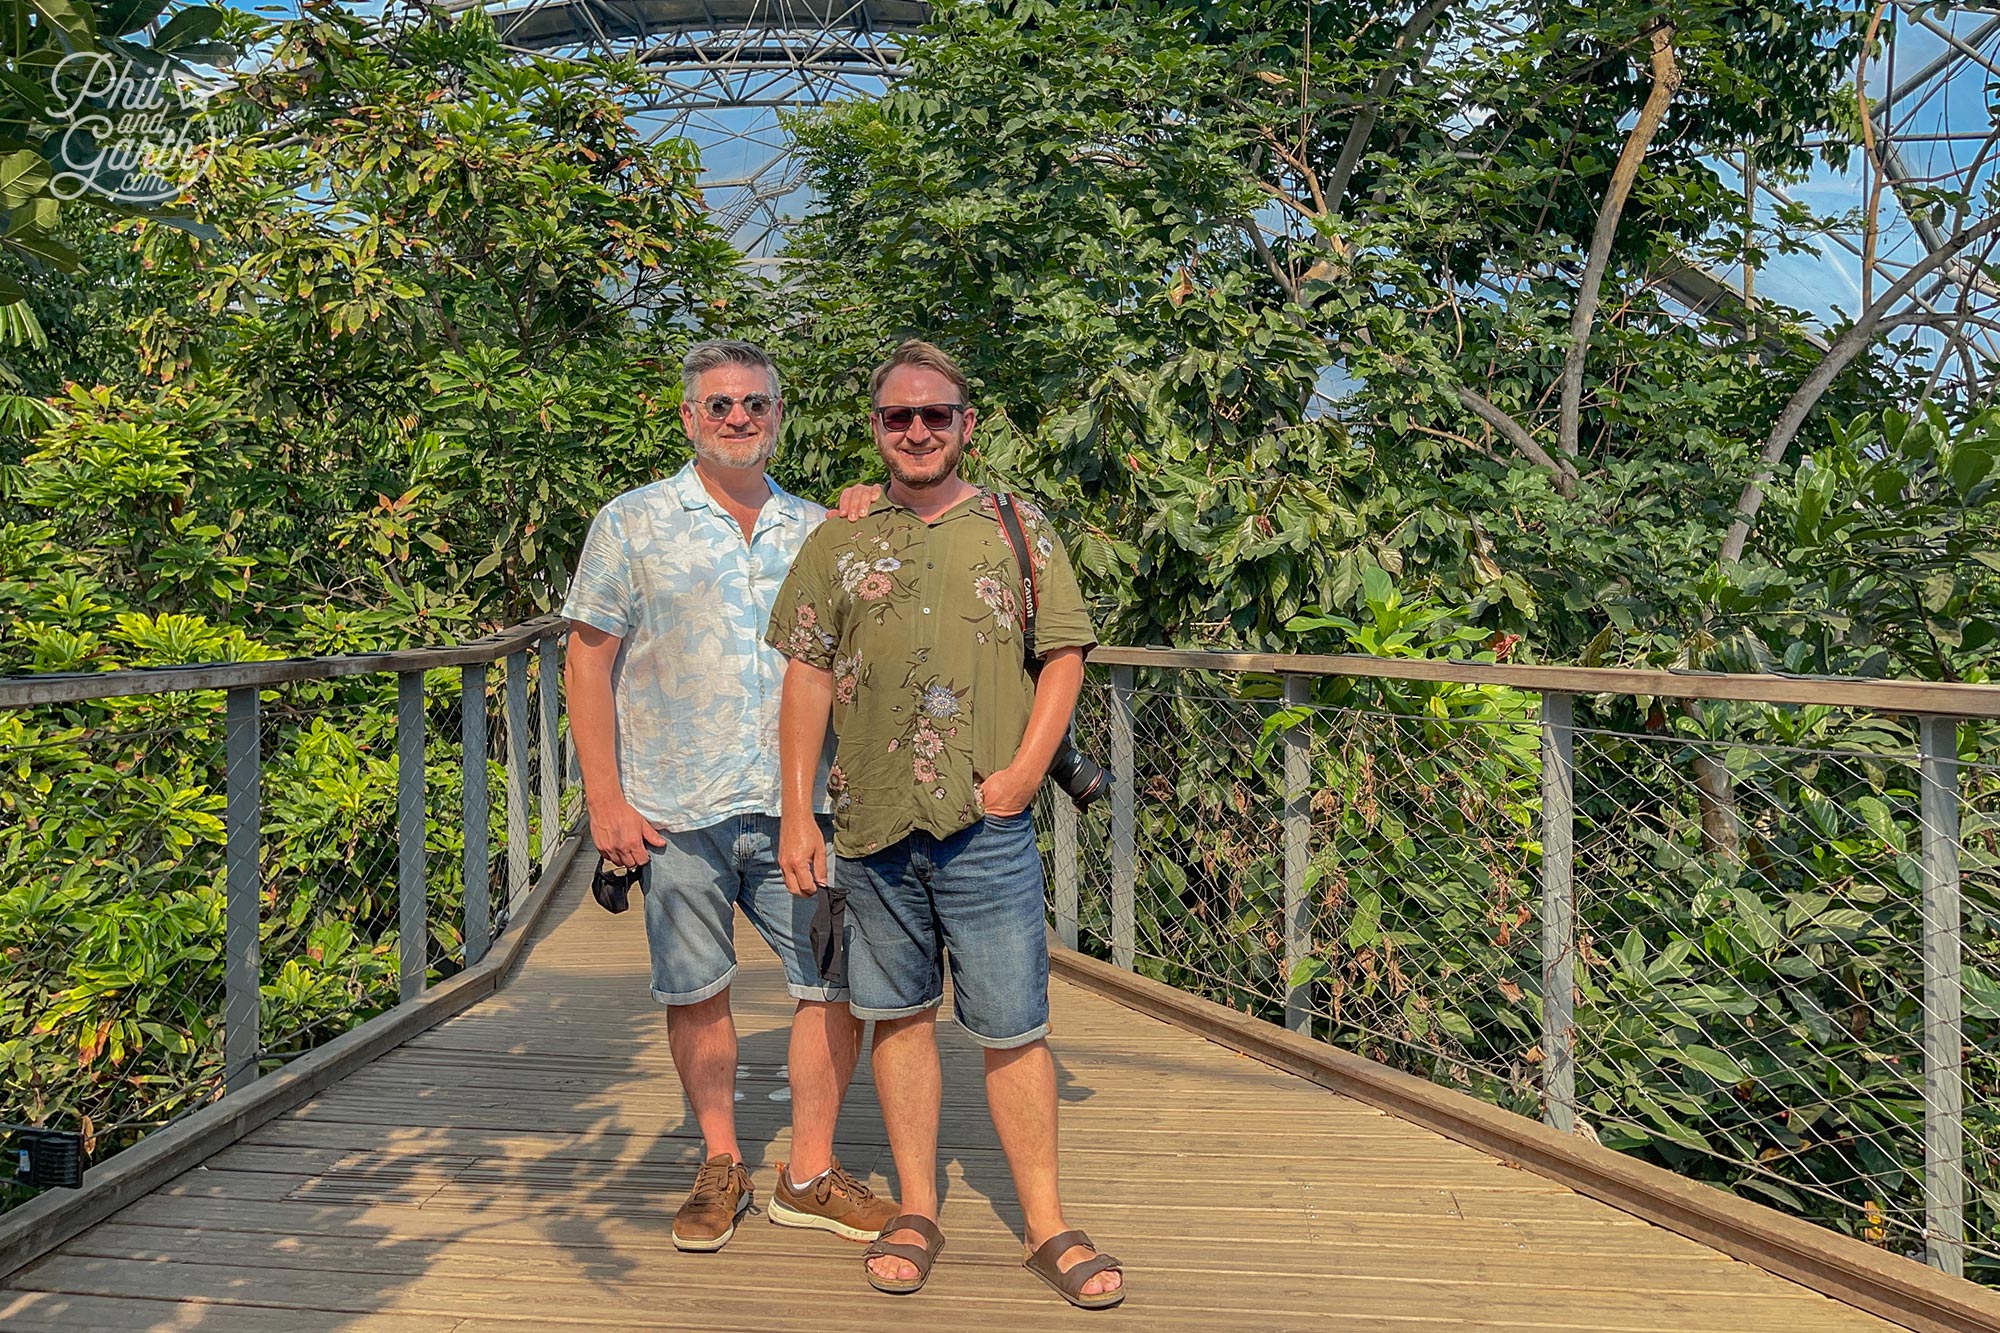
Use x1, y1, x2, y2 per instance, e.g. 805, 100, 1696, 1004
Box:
1283, 674, 1312, 1035
506, 650, 530, 915
223, 686, 261, 1093
539, 635, 560, 860
1538, 691, 1577, 1134
396, 671, 428, 1003
462, 664, 491, 967
1053, 792, 1079, 951
1110, 665, 1136, 972
1919, 715, 1966, 1277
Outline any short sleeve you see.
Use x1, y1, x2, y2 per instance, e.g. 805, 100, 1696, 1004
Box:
1018, 504, 1097, 657
561, 504, 634, 637
765, 529, 842, 669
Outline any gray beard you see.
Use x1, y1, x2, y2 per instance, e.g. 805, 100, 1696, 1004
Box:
693, 437, 775, 471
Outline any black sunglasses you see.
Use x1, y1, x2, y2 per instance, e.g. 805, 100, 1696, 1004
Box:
872, 402, 965, 433
696, 392, 778, 420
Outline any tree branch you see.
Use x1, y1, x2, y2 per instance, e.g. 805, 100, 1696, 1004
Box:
1240, 218, 1298, 301
1716, 209, 2000, 565
1323, 0, 1455, 217
1457, 384, 1579, 496
1556, 22, 1681, 460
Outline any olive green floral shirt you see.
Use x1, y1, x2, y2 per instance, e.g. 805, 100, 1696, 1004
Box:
766, 489, 1097, 857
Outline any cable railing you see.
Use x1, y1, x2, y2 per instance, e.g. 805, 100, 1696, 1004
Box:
0, 617, 577, 1214
1045, 648, 2000, 1286
9, 615, 1995, 1294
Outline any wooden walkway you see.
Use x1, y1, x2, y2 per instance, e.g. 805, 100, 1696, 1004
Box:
1, 863, 1906, 1333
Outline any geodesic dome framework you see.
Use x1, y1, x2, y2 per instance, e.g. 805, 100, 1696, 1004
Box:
472, 0, 2000, 394
476, 0, 927, 261
1844, 1, 2000, 395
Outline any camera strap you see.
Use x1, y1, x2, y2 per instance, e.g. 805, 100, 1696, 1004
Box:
991, 493, 1039, 667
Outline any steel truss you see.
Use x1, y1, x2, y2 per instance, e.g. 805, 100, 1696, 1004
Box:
470, 0, 928, 258
1828, 2, 2000, 398
465, 0, 1999, 396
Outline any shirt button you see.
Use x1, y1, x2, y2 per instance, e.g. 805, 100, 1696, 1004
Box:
922, 607, 931, 614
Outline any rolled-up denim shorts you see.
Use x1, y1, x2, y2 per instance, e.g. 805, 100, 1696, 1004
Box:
842, 809, 1050, 1049
641, 812, 846, 1005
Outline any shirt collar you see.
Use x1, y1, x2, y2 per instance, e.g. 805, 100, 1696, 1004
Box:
871, 486, 990, 522
670, 459, 808, 524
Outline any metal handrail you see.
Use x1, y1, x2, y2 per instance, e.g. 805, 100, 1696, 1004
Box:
0, 615, 570, 709
4, 616, 576, 1198
1087, 645, 2000, 720
1056, 656, 1988, 1281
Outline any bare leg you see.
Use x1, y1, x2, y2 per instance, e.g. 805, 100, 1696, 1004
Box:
986, 1039, 1121, 1298
667, 988, 740, 1162
787, 999, 862, 1180
866, 1008, 941, 1282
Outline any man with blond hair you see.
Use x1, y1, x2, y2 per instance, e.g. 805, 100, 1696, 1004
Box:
564, 338, 897, 1253
770, 339, 1126, 1308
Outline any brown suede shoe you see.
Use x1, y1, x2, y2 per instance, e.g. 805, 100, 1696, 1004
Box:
767, 1157, 900, 1242
673, 1153, 753, 1252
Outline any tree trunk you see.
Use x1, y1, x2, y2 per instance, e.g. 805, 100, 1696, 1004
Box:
1323, 0, 1456, 217
1716, 209, 2000, 566
1557, 23, 1681, 461
1690, 745, 1741, 860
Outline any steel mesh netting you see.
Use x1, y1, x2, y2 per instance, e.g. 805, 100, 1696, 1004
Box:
1049, 665, 1999, 1279
1, 696, 229, 1208
1055, 674, 1116, 947
1960, 744, 2000, 1277
0, 646, 572, 1214
524, 646, 564, 890
256, 678, 412, 1062
1294, 685, 1543, 1112
1058, 669, 1543, 1095
480, 663, 515, 949
1064, 670, 1307, 1008
1564, 707, 1961, 1265
422, 677, 470, 982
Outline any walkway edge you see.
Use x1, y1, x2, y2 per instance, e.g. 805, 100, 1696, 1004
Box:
1048, 943, 2000, 1333
0, 829, 587, 1284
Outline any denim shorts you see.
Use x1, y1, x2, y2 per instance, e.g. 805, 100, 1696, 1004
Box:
641, 812, 846, 1005
842, 810, 1050, 1049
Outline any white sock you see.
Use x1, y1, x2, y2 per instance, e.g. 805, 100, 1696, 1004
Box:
788, 1164, 830, 1191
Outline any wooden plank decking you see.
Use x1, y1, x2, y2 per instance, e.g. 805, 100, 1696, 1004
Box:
1, 862, 1906, 1332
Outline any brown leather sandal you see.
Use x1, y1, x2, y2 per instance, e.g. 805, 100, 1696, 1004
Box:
862, 1213, 946, 1295
1024, 1229, 1125, 1310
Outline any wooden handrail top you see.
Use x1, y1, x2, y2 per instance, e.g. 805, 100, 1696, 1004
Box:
5, 621, 1998, 719
0, 615, 569, 709
1087, 645, 2000, 721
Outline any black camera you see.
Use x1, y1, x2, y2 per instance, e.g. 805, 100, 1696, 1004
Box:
1047, 727, 1110, 808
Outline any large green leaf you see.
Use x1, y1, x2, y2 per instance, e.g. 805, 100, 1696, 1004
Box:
27, 0, 98, 47
153, 5, 225, 52
97, 0, 174, 36
0, 149, 50, 209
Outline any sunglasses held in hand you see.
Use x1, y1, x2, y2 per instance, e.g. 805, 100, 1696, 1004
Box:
591, 858, 644, 913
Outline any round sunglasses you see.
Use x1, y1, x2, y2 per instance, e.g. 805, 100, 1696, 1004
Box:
695, 392, 779, 420
872, 402, 966, 433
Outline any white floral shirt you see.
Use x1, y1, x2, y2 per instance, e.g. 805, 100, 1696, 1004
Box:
562, 461, 832, 831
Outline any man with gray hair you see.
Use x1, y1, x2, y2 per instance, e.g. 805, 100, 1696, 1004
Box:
564, 338, 897, 1252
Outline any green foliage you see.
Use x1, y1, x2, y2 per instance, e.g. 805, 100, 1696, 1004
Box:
0, 0, 236, 355
774, 0, 1909, 670
1, 1, 737, 1204
1737, 406, 2000, 681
